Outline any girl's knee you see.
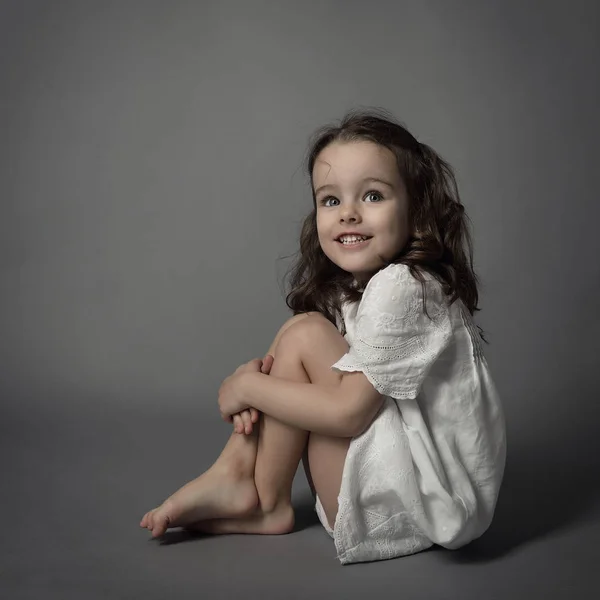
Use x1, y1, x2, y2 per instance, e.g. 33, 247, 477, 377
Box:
281, 312, 320, 331
268, 312, 323, 356
276, 314, 347, 387
278, 313, 346, 357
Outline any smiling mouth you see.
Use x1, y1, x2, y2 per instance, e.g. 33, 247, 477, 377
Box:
336, 236, 372, 246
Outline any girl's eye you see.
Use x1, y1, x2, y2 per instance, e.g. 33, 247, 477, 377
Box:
320, 191, 382, 207
364, 191, 383, 202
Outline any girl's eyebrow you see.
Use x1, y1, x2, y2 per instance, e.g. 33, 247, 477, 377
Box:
314, 177, 394, 196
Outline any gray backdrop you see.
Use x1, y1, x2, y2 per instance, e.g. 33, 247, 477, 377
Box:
1, 1, 598, 599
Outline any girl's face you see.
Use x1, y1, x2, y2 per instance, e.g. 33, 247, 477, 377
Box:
313, 140, 411, 285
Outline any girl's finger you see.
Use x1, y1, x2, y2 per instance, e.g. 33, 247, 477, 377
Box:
261, 354, 274, 374
240, 410, 253, 435
250, 408, 259, 423
233, 414, 243, 433
237, 413, 246, 433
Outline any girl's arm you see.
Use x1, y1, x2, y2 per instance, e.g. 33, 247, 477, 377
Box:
241, 371, 383, 438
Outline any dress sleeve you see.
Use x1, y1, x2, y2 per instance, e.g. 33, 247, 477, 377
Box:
332, 264, 453, 399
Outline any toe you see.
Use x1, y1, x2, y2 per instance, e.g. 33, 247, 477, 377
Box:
147, 510, 157, 530
141, 510, 153, 528
151, 510, 171, 538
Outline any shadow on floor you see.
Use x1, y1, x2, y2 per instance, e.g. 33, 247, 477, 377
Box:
445, 439, 600, 563
292, 498, 320, 532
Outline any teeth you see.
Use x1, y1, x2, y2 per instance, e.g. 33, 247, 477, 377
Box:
339, 235, 368, 244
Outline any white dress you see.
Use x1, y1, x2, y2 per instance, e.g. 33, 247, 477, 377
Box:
313, 263, 507, 565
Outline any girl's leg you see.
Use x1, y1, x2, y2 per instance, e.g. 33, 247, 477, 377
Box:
191, 315, 352, 535
140, 313, 315, 536
189, 330, 316, 535
141, 314, 352, 536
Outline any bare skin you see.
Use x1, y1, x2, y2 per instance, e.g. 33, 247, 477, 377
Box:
139, 313, 351, 538
140, 314, 315, 537
139, 358, 275, 537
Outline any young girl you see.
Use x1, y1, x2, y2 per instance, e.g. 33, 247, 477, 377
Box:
140, 109, 507, 565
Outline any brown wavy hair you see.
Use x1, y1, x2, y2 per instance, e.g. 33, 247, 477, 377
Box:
284, 107, 487, 342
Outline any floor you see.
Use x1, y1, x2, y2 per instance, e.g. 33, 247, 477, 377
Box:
2, 397, 597, 600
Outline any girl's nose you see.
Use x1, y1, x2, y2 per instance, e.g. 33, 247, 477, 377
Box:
340, 203, 361, 223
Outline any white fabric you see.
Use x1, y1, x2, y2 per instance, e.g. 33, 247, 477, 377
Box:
314, 263, 506, 565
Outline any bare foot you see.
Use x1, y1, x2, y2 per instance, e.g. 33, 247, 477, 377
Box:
187, 502, 295, 536
139, 463, 259, 538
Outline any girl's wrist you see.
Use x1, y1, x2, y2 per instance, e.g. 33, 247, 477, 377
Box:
241, 371, 263, 410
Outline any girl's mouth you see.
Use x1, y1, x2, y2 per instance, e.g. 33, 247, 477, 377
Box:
337, 236, 372, 249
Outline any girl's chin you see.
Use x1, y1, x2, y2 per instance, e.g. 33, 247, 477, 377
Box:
325, 246, 388, 273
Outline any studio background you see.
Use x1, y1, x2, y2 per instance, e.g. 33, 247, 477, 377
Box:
1, 1, 598, 598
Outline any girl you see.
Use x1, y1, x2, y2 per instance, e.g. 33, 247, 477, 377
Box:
140, 109, 507, 565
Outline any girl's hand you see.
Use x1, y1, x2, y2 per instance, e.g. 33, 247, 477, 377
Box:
219, 355, 274, 424
232, 354, 273, 435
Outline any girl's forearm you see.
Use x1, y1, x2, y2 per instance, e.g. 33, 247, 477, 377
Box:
242, 372, 354, 437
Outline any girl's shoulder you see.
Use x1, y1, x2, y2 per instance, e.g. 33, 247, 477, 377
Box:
363, 263, 438, 297
357, 263, 449, 325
